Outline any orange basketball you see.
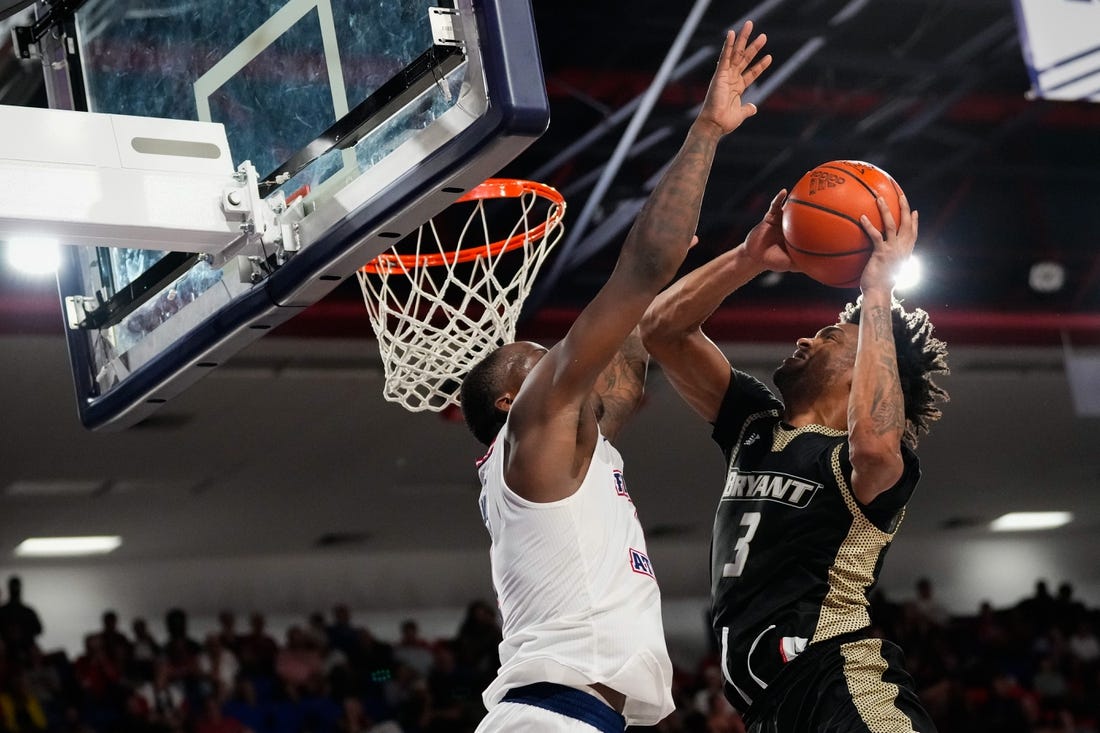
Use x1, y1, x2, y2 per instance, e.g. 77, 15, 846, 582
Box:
781, 160, 903, 288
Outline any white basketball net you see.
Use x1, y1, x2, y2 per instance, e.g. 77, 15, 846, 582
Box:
356, 181, 565, 412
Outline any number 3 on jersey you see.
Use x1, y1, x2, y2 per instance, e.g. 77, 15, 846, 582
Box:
722, 512, 761, 577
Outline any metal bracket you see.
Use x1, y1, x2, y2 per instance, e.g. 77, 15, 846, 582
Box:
11, 0, 89, 59
63, 252, 199, 330
209, 161, 286, 270
61, 158, 301, 330
428, 7, 463, 47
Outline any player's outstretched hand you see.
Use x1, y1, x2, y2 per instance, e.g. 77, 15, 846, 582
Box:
859, 193, 917, 293
698, 21, 772, 136
744, 189, 796, 273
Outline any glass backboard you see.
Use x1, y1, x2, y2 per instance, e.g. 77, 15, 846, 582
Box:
38, 0, 547, 429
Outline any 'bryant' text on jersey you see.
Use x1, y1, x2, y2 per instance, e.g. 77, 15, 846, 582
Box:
721, 468, 821, 508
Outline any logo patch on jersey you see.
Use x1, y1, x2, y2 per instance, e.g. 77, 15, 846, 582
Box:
744, 432, 760, 446
628, 548, 655, 578
612, 469, 631, 501
721, 469, 821, 508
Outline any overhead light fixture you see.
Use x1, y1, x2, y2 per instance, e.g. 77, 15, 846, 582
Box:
14, 536, 122, 557
1028, 261, 1065, 293
5, 237, 61, 275
989, 511, 1072, 532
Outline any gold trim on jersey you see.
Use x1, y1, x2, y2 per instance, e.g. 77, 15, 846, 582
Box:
770, 422, 847, 452
811, 444, 905, 643
839, 638, 917, 733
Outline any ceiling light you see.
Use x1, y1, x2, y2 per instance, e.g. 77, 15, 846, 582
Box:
5, 237, 61, 275
4, 480, 107, 497
989, 511, 1072, 532
14, 536, 122, 557
1028, 261, 1065, 293
893, 255, 922, 291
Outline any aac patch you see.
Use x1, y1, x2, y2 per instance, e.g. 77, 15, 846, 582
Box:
629, 547, 655, 578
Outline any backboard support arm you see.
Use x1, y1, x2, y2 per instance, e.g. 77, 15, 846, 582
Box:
0, 104, 300, 328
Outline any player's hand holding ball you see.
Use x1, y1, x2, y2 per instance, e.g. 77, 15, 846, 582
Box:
859, 189, 917, 294
780, 160, 907, 288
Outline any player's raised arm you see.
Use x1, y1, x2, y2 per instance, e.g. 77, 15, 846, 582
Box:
847, 194, 917, 504
503, 23, 773, 500
641, 189, 793, 423
535, 22, 772, 406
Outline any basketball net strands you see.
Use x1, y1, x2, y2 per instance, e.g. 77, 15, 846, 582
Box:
357, 179, 565, 412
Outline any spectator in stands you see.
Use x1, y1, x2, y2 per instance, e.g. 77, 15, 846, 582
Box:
20, 646, 63, 727
1068, 619, 1100, 665
910, 576, 951, 628
1018, 580, 1058, 633
2, 578, 1097, 732
237, 612, 279, 680
215, 610, 242, 656
0, 670, 49, 731
393, 620, 433, 678
326, 605, 360, 660
975, 600, 1008, 648
129, 618, 161, 682
95, 610, 133, 671
452, 601, 500, 691
198, 632, 240, 699
0, 576, 43, 666
135, 657, 186, 731
1054, 582, 1087, 633
276, 626, 324, 694
72, 633, 123, 706
163, 607, 202, 678
305, 612, 329, 650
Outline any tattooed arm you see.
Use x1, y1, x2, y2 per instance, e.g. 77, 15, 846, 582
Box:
503, 23, 772, 502
848, 194, 918, 504
595, 329, 649, 442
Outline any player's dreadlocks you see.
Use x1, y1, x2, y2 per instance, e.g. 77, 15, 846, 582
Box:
839, 297, 949, 449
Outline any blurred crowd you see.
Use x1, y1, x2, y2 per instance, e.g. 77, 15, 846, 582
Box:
0, 574, 1097, 733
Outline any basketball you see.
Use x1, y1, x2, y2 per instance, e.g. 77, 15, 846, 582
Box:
781, 160, 904, 288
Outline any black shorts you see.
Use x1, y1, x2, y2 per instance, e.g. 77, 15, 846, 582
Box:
742, 636, 937, 733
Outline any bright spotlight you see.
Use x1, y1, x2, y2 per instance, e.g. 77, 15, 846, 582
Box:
5, 237, 61, 275
894, 255, 922, 291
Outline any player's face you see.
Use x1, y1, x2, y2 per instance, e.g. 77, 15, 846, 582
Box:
773, 323, 858, 394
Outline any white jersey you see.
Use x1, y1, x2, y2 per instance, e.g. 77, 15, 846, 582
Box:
475, 425, 674, 727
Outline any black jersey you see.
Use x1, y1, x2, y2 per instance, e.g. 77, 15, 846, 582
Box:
710, 369, 920, 713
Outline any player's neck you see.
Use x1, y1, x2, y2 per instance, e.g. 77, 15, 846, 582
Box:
782, 395, 847, 432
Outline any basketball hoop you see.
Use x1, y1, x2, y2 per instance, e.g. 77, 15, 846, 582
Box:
357, 179, 566, 412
